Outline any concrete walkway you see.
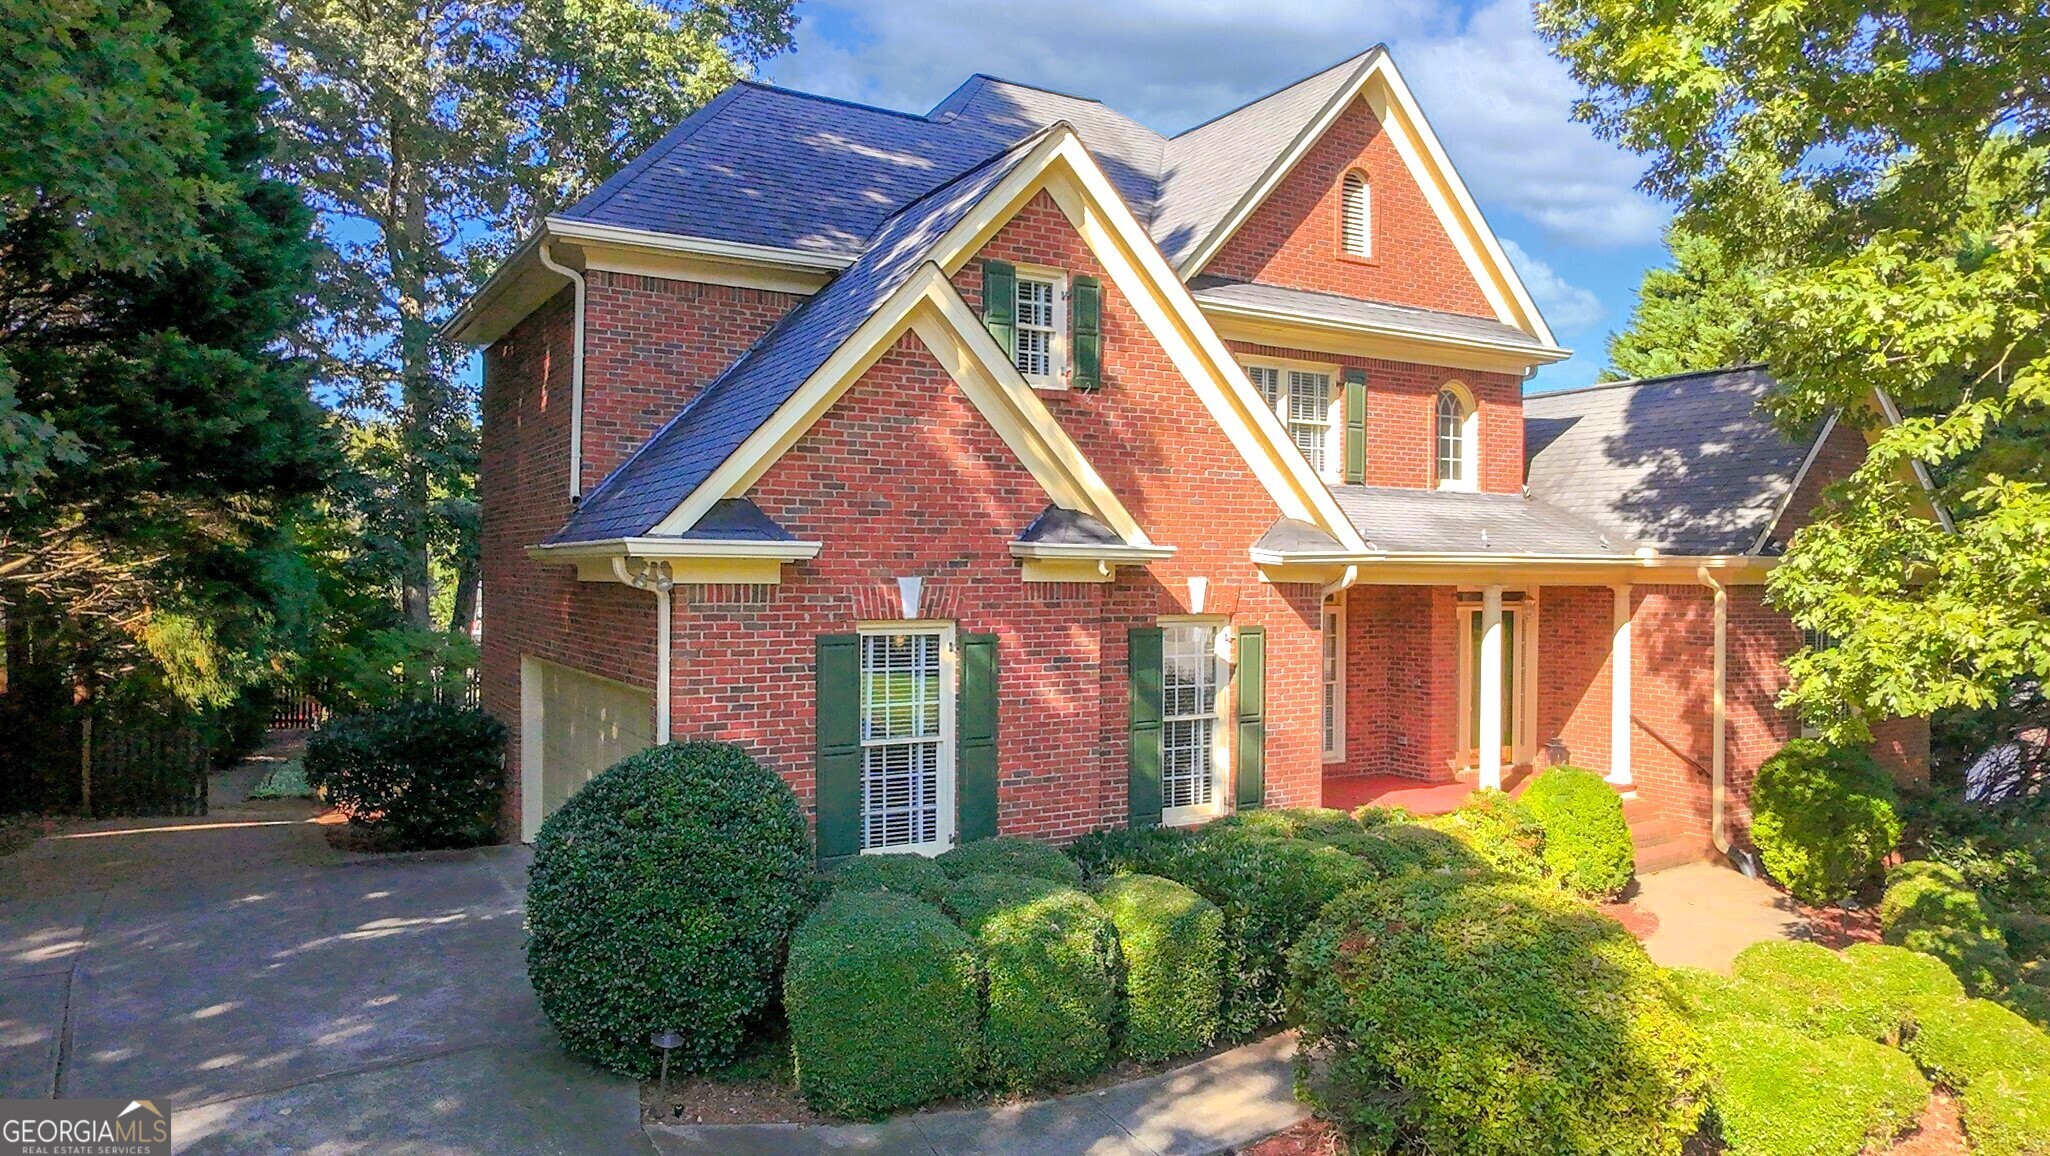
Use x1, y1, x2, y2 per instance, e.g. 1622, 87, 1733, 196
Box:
1632, 859, 1805, 973
647, 1034, 1307, 1156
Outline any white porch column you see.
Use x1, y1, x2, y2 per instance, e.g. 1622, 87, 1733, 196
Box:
1478, 584, 1504, 790
1608, 584, 1633, 785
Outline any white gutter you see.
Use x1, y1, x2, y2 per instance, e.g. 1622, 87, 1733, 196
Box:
1697, 566, 1732, 855
1320, 564, 1359, 601
1007, 542, 1178, 562
1197, 295, 1573, 365
534, 243, 587, 500
1248, 547, 1776, 571
612, 559, 675, 743
528, 537, 823, 563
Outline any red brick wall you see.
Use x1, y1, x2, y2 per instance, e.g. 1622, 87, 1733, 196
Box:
1329, 584, 1462, 782
579, 274, 802, 490
650, 191, 1327, 841
1766, 417, 1867, 546
1538, 585, 1614, 775
1204, 96, 1494, 318
1227, 341, 1524, 494
479, 286, 661, 836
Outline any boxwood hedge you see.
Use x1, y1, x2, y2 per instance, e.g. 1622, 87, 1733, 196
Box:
1882, 860, 2017, 995
525, 742, 811, 1078
1750, 739, 1902, 904
304, 701, 506, 849
1522, 766, 1634, 900
1901, 996, 2050, 1088
1705, 1024, 1927, 1156
1418, 789, 1547, 881
827, 853, 952, 906
942, 874, 1118, 1091
1962, 1067, 2050, 1156
1092, 873, 1222, 1061
1210, 807, 1361, 841
937, 835, 1084, 885
784, 890, 982, 1116
1289, 874, 1705, 1155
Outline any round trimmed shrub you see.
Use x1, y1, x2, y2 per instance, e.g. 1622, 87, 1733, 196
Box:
303, 701, 506, 849
1963, 1067, 2050, 1156
1376, 822, 1486, 871
1845, 943, 1967, 1040
1093, 874, 1222, 1061
1882, 859, 2016, 994
1062, 824, 1196, 881
1901, 996, 2050, 1087
785, 890, 981, 1116
1705, 1024, 1928, 1156
525, 742, 810, 1078
1522, 766, 1634, 899
1211, 807, 1360, 841
1289, 875, 1705, 1155
1330, 830, 1434, 877
1157, 831, 1376, 1038
828, 853, 951, 906
937, 835, 1083, 885
1418, 789, 1546, 881
1750, 739, 1902, 904
1729, 941, 1890, 1040
943, 874, 1117, 1091
1352, 803, 1415, 828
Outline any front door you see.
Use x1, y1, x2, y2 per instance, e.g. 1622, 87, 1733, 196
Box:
1458, 600, 1532, 769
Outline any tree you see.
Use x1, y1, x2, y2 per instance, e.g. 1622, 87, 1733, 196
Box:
262, 0, 796, 630
1539, 1, 2050, 753
1604, 227, 1767, 381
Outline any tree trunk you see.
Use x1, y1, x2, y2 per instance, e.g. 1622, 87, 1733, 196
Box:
447, 556, 479, 637
388, 138, 436, 630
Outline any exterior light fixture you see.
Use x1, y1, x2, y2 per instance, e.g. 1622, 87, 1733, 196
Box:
650, 1029, 683, 1105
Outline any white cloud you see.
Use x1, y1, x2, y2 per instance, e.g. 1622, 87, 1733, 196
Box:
769, 0, 1667, 248
1499, 238, 1605, 333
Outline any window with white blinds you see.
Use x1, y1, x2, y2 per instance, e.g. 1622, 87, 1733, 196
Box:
1341, 172, 1371, 258
1247, 364, 1281, 410
1015, 275, 1060, 383
1161, 625, 1222, 814
1287, 370, 1331, 473
860, 632, 944, 851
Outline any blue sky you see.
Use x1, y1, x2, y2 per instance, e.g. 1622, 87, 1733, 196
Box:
763, 0, 1672, 392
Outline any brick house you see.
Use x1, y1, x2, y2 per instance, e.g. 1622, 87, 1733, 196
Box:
451, 49, 1936, 864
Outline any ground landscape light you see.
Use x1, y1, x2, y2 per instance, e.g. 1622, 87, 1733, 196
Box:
650, 1029, 683, 1107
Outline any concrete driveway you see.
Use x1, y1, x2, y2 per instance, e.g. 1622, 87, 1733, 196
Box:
0, 776, 643, 1154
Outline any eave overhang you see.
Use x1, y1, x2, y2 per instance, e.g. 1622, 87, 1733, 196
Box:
1250, 548, 1778, 586
1199, 297, 1571, 375
526, 536, 822, 585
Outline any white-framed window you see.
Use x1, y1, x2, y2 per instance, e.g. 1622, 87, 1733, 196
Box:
1161, 623, 1228, 825
858, 624, 956, 854
1798, 628, 1839, 739
1013, 268, 1067, 388
1340, 171, 1372, 258
1435, 384, 1478, 490
1244, 359, 1340, 481
1321, 603, 1344, 762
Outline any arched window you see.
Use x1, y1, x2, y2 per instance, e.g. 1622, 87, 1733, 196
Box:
1340, 171, 1372, 258
1436, 385, 1476, 489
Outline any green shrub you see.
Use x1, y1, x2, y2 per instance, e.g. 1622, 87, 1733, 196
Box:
943, 874, 1117, 1091
1901, 996, 2050, 1087
1882, 860, 2016, 994
526, 742, 811, 1077
2006, 903, 2050, 962
1352, 803, 1415, 828
1749, 739, 1902, 904
937, 835, 1084, 885
303, 701, 506, 849
1211, 807, 1360, 841
1962, 1067, 2050, 1156
1375, 822, 1486, 871
1705, 1025, 1927, 1156
1901, 786, 2050, 910
784, 891, 981, 1115
1289, 875, 1705, 1155
1155, 831, 1376, 1038
1844, 943, 1967, 1039
1523, 767, 1635, 900
828, 853, 951, 906
1062, 824, 1196, 881
1325, 830, 1434, 877
1092, 874, 1222, 1061
1419, 789, 1546, 881
1728, 941, 1894, 1041
2000, 981, 2050, 1029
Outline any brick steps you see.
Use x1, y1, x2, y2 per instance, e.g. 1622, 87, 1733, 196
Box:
1622, 803, 1717, 873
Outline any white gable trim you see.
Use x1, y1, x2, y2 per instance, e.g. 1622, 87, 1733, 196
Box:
1176, 53, 1558, 350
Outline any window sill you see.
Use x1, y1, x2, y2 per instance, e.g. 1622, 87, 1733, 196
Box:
1162, 803, 1224, 828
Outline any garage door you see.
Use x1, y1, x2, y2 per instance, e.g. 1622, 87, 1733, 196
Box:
521, 658, 655, 840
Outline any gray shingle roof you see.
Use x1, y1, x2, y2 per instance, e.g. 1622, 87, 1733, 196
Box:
1255, 518, 1347, 554
1016, 505, 1124, 547
678, 498, 794, 542
1189, 276, 1544, 350
550, 136, 1044, 545
1523, 365, 1821, 556
1330, 485, 1635, 555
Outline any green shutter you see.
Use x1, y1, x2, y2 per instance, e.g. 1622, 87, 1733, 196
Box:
982, 260, 1017, 358
1127, 627, 1164, 828
1071, 275, 1102, 390
1235, 626, 1266, 810
958, 633, 999, 842
815, 634, 861, 864
1343, 368, 1367, 485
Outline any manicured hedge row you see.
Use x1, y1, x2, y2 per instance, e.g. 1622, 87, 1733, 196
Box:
937, 835, 1083, 885
1092, 873, 1222, 1061
785, 890, 982, 1116
1289, 873, 1705, 1155
1962, 1067, 2050, 1156
1522, 766, 1634, 900
1750, 739, 1902, 904
942, 874, 1118, 1090
1882, 859, 2017, 995
526, 742, 811, 1078
827, 853, 952, 906
1418, 789, 1546, 880
1705, 1024, 1928, 1156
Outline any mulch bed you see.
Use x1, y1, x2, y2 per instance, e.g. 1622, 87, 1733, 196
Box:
1237, 1117, 1339, 1155
1794, 898, 1884, 949
1601, 899, 1661, 941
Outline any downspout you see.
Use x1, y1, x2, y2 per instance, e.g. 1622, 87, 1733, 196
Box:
612, 558, 674, 742
1696, 567, 1731, 856
535, 242, 587, 501
1320, 564, 1359, 602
